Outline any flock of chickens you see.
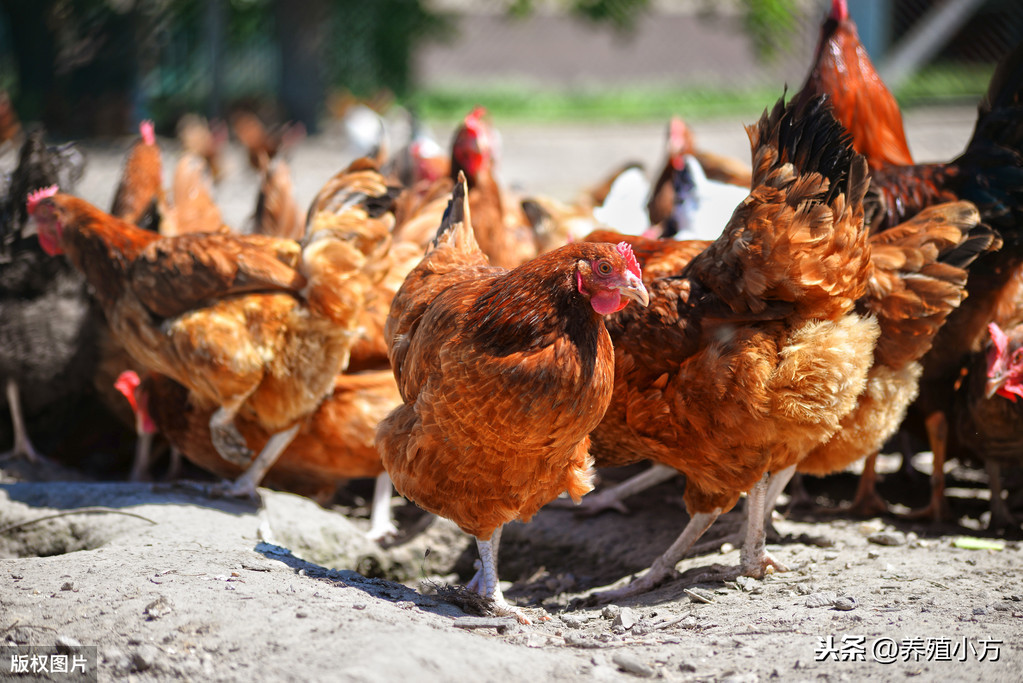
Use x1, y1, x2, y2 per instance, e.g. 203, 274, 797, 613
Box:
3, 0, 1023, 625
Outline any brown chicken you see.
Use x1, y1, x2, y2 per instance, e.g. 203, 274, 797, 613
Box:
28, 164, 389, 496
795, 205, 999, 515
251, 158, 304, 240
587, 94, 879, 600
110, 120, 166, 233
449, 106, 537, 269
795, 0, 913, 171
133, 369, 402, 538
797, 8, 1023, 518
176, 113, 228, 183
165, 152, 230, 237
230, 110, 305, 172
376, 176, 649, 623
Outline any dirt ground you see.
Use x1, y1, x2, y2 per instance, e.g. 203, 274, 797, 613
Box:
2, 107, 1022, 682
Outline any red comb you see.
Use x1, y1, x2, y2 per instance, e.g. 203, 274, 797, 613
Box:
830, 0, 848, 22
114, 370, 141, 410
140, 120, 155, 145
616, 242, 642, 279
26, 185, 58, 214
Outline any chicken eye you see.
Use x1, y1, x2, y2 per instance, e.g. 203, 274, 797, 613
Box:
596, 260, 613, 276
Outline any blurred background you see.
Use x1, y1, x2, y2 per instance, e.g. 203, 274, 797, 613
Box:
2, 0, 1023, 137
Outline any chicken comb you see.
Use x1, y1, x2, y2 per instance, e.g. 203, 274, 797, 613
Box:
989, 322, 1009, 363
616, 241, 642, 279
140, 119, 156, 145
830, 0, 848, 22
114, 370, 142, 411
26, 185, 59, 214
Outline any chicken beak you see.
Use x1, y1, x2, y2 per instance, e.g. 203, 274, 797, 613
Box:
985, 372, 1007, 400
618, 272, 650, 308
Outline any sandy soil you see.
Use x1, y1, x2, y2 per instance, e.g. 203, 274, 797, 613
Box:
2, 107, 1021, 682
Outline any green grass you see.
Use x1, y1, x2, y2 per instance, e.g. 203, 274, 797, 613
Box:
404, 63, 992, 125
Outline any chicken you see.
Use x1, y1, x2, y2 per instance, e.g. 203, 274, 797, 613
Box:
450, 106, 537, 269
376, 176, 649, 623
251, 158, 303, 240
164, 152, 230, 237
954, 296, 1023, 532
793, 205, 998, 517
797, 10, 1023, 518
794, 0, 913, 171
176, 113, 228, 183
230, 110, 305, 172
1, 129, 93, 462
646, 117, 750, 241
588, 94, 879, 600
305, 157, 414, 372
110, 120, 166, 233
130, 369, 402, 539
28, 158, 390, 497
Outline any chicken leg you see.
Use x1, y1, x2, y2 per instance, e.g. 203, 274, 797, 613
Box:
366, 471, 398, 543
1, 378, 43, 463
903, 412, 952, 521
214, 422, 301, 498
594, 508, 722, 602
985, 460, 1018, 533
739, 472, 789, 578
465, 526, 530, 625
209, 394, 256, 468
547, 463, 679, 515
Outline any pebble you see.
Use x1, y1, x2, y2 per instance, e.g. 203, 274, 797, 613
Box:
54, 635, 82, 651
601, 605, 621, 620
561, 613, 587, 629
612, 652, 655, 678
868, 532, 907, 546
973, 607, 988, 616
679, 661, 697, 673
144, 596, 173, 620
60, 581, 76, 592
564, 633, 602, 649
452, 616, 519, 634
614, 607, 638, 630
867, 550, 880, 560
833, 597, 857, 611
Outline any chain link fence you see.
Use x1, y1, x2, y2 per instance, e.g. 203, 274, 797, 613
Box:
1, 0, 1021, 135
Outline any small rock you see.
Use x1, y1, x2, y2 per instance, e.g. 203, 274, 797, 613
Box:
144, 596, 173, 620
614, 607, 638, 630
679, 661, 697, 673
720, 542, 735, 554
833, 597, 857, 611
561, 613, 587, 629
296, 612, 308, 619
795, 583, 816, 596
613, 652, 655, 678
735, 576, 759, 592
131, 645, 161, 673
54, 635, 82, 651
60, 581, 76, 592
994, 603, 1013, 612
564, 632, 602, 649
680, 615, 698, 629
601, 605, 621, 620
452, 616, 519, 634
973, 607, 988, 616
353, 603, 367, 610
867, 550, 880, 560
804, 592, 838, 608
869, 532, 906, 546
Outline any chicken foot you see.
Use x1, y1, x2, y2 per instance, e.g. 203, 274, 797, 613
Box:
466, 526, 531, 625
213, 422, 301, 498
593, 509, 722, 602
365, 471, 398, 543
547, 463, 679, 516
1, 378, 45, 463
